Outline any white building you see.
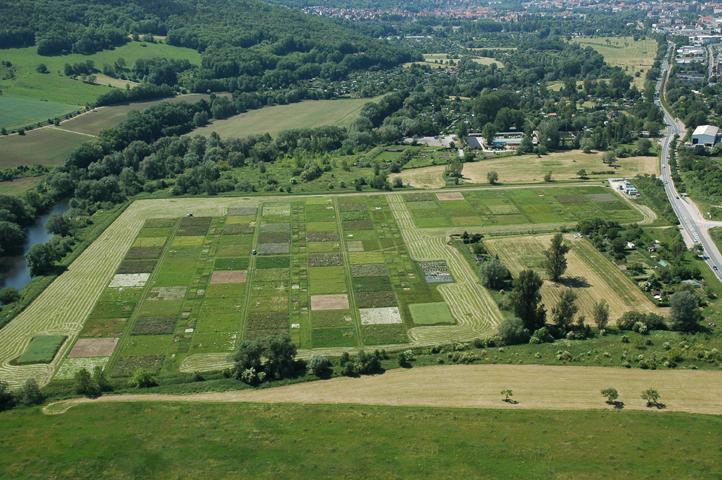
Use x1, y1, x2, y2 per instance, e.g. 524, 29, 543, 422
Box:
692, 125, 720, 147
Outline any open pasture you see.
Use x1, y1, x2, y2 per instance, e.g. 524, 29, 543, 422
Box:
401, 185, 643, 229
0, 96, 78, 131
570, 36, 657, 89
192, 96, 380, 139
486, 234, 661, 322
398, 149, 659, 188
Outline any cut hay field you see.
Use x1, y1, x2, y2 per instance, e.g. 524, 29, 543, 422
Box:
193, 97, 381, 139
0, 42, 201, 105
0, 96, 78, 131
3, 400, 720, 479
398, 149, 659, 187
570, 36, 657, 89
486, 234, 661, 322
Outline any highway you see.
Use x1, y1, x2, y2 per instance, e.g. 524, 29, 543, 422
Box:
654, 45, 722, 281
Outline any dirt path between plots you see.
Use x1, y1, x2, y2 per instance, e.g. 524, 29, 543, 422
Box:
44, 364, 722, 415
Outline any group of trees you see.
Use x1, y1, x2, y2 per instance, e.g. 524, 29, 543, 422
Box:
0, 379, 44, 412
227, 333, 302, 384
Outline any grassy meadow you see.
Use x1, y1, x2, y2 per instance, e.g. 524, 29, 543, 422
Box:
0, 42, 201, 105
0, 97, 78, 131
1, 402, 721, 479
570, 36, 658, 89
0, 127, 89, 168
0, 176, 46, 196
193, 97, 380, 139
398, 149, 659, 187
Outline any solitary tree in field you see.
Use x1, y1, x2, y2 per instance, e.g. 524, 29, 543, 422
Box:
602, 150, 617, 166
669, 291, 701, 331
542, 233, 571, 282
576, 169, 588, 179
601, 387, 619, 404
580, 138, 594, 153
592, 299, 610, 330
445, 158, 463, 178
487, 170, 499, 185
501, 389, 513, 402
544, 171, 553, 182
551, 288, 578, 329
641, 388, 660, 407
509, 269, 545, 331
479, 255, 510, 289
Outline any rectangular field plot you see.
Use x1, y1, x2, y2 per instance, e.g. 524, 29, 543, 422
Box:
312, 327, 357, 348
309, 267, 347, 294
54, 357, 110, 380
131, 317, 177, 335
359, 307, 402, 325
419, 261, 454, 283
486, 235, 661, 322
68, 338, 118, 358
15, 336, 66, 364
361, 324, 409, 345
311, 310, 354, 328
80, 317, 127, 338
119, 335, 173, 355
409, 302, 455, 325
112, 354, 164, 377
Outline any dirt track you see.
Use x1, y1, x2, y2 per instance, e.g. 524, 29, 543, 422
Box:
45, 364, 722, 415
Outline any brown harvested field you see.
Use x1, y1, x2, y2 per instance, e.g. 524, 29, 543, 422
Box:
398, 150, 659, 188
436, 192, 464, 201
486, 234, 661, 322
67, 338, 119, 357
210, 271, 247, 284
0, 176, 45, 196
311, 294, 350, 310
45, 364, 722, 415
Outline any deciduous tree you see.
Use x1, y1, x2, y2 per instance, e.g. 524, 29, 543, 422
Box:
542, 233, 571, 281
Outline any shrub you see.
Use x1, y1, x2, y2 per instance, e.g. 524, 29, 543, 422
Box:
74, 368, 100, 398
128, 369, 157, 388
308, 354, 330, 376
498, 317, 528, 345
0, 287, 20, 304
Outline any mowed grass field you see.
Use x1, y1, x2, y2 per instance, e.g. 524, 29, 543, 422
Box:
398, 149, 659, 187
403, 53, 503, 69
0, 96, 78, 131
2, 400, 721, 478
193, 97, 382, 139
486, 234, 661, 322
0, 176, 46, 196
570, 36, 658, 89
0, 42, 201, 105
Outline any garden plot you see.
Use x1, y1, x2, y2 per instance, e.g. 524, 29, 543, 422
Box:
307, 231, 339, 242
351, 264, 387, 277
125, 246, 163, 259
260, 222, 290, 232
486, 234, 661, 322
228, 207, 257, 216
223, 223, 254, 235
419, 261, 454, 283
257, 243, 290, 255
409, 302, 455, 325
177, 216, 211, 236
346, 241, 364, 252
133, 237, 167, 247
108, 273, 150, 288
210, 271, 247, 284
116, 260, 156, 274
308, 253, 343, 267
68, 338, 119, 357
436, 192, 464, 201
113, 354, 164, 377
53, 357, 109, 380
263, 204, 291, 216
147, 286, 187, 300
311, 294, 350, 310
359, 307, 403, 325
131, 317, 177, 335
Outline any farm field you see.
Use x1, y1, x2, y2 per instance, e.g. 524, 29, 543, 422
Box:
0, 176, 46, 196
570, 36, 657, 90
2, 192, 501, 386
0, 95, 215, 168
0, 96, 78, 131
486, 234, 662, 322
0, 127, 89, 168
398, 186, 644, 230
0, 42, 201, 105
2, 401, 721, 479
192, 97, 381, 139
398, 149, 659, 187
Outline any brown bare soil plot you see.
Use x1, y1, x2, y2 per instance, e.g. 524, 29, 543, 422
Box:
311, 294, 350, 310
210, 271, 248, 284
486, 234, 661, 322
436, 192, 464, 201
68, 338, 119, 357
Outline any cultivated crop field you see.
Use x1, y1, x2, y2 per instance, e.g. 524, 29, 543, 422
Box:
0, 96, 78, 131
398, 150, 659, 187
399, 185, 644, 230
193, 97, 381, 139
486, 234, 662, 322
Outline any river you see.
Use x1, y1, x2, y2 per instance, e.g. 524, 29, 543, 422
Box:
0, 200, 70, 292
